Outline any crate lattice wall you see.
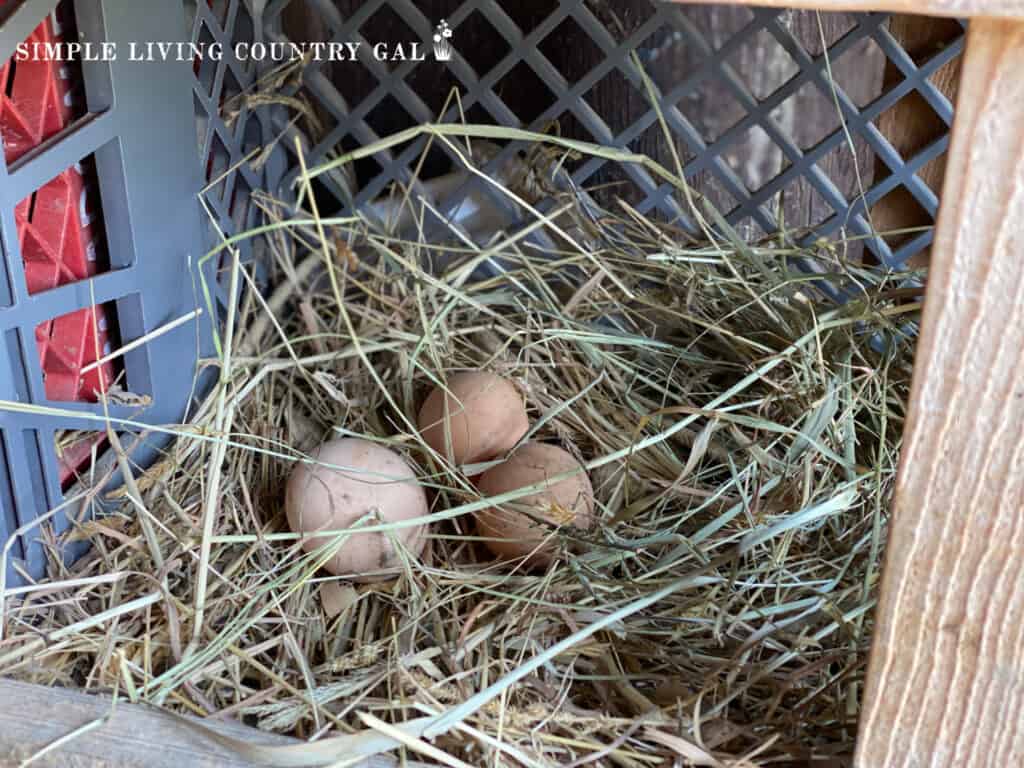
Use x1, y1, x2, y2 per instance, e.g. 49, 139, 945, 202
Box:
264, 0, 962, 271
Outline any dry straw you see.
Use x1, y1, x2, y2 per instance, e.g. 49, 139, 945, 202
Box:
0, 116, 920, 767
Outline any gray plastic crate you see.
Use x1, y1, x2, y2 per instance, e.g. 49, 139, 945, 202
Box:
264, 2, 962, 267
0, 0, 275, 586
0, 0, 962, 586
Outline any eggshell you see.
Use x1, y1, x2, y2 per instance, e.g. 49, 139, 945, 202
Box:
475, 442, 594, 566
417, 371, 528, 470
285, 438, 428, 581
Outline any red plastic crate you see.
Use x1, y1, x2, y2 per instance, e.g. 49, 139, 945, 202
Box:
1, 10, 72, 164
1, 8, 117, 486
1, 11, 116, 403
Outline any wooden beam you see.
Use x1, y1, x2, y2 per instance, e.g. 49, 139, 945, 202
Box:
673, 0, 1024, 20
855, 18, 1024, 768
871, 16, 962, 269
0, 678, 411, 768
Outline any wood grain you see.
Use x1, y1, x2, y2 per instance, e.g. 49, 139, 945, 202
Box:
0, 678, 407, 768
871, 17, 962, 267
779, 11, 883, 244
565, 4, 883, 236
855, 18, 1024, 768
672, 0, 1024, 20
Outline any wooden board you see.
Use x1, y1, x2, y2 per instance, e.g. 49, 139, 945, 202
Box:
516, 3, 885, 236
855, 17, 1024, 768
870, 16, 962, 268
673, 0, 1024, 20
577, 4, 885, 239
0, 678, 409, 768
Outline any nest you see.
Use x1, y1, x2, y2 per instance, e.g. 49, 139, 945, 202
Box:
0, 123, 920, 767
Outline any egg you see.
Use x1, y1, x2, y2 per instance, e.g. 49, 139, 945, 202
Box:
285, 437, 428, 581
417, 371, 528, 470
475, 442, 594, 566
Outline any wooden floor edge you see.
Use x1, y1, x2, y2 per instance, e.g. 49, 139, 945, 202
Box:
0, 677, 416, 768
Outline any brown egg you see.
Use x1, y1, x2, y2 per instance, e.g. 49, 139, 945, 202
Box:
475, 442, 594, 566
285, 438, 428, 582
417, 371, 528, 470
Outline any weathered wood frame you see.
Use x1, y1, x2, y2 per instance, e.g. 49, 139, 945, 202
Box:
2, 3, 1022, 767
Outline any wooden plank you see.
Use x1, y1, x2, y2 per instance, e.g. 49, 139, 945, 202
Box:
871, 16, 962, 268
673, 0, 1024, 20
0, 678, 408, 768
855, 18, 1024, 768
776, 11, 883, 247
561, 4, 884, 238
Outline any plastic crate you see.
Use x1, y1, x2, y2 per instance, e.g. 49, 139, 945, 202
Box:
263, 2, 961, 269
0, 0, 962, 587
0, 0, 260, 586
4, 12, 115, 411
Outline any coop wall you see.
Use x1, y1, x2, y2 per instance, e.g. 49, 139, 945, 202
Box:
273, 1, 960, 273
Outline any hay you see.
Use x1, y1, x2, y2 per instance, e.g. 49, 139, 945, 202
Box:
0, 122, 920, 767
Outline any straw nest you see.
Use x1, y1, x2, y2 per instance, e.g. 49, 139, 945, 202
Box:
1, 123, 920, 767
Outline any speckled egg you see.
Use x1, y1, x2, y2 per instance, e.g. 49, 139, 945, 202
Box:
475, 442, 594, 566
285, 438, 428, 581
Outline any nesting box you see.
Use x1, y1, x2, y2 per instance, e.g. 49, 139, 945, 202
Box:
1, 2, 1021, 766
